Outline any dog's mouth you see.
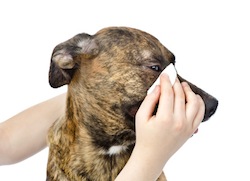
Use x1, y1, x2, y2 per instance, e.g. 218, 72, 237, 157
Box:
125, 102, 142, 119
126, 101, 158, 119
127, 106, 140, 118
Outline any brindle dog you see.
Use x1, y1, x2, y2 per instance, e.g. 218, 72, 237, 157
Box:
47, 27, 218, 181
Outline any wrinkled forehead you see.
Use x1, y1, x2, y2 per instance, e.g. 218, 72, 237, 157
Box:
95, 27, 157, 48
94, 27, 175, 64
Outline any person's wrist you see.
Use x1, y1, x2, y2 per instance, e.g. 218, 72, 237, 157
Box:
134, 142, 171, 164
131, 144, 169, 179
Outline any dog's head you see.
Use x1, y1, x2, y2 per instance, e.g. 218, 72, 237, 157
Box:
49, 27, 218, 124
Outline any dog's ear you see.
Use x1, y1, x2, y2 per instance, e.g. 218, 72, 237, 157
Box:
49, 33, 99, 88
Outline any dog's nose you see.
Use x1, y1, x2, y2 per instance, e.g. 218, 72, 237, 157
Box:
203, 98, 218, 122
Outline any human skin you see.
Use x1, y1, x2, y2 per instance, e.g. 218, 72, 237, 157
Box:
0, 93, 66, 165
0, 74, 204, 181
115, 74, 205, 181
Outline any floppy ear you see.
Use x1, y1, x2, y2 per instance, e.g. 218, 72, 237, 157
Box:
49, 33, 99, 88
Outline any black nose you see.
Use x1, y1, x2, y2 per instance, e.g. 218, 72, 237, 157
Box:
203, 98, 218, 122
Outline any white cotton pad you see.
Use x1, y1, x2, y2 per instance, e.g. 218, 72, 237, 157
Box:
147, 63, 177, 94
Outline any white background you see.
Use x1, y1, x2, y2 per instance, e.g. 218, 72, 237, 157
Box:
0, 0, 249, 180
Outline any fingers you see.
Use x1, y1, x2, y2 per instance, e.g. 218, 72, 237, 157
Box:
156, 74, 174, 118
155, 76, 205, 131
136, 73, 205, 134
182, 82, 205, 129
136, 85, 161, 122
172, 79, 185, 118
156, 74, 186, 120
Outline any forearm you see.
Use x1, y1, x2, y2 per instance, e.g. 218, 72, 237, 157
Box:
0, 93, 66, 165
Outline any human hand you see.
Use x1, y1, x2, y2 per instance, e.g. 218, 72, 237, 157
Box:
133, 73, 205, 177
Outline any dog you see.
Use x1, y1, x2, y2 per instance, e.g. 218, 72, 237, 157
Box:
46, 27, 218, 181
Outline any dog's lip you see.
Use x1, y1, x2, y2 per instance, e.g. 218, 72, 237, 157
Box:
127, 106, 139, 118
125, 101, 143, 118
194, 129, 198, 134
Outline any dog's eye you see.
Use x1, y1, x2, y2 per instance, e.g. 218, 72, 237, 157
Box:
150, 65, 161, 72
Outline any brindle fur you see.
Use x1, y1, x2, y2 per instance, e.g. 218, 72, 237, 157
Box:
46, 27, 218, 181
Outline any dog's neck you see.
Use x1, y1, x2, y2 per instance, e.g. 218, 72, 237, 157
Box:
65, 91, 136, 153
47, 91, 136, 180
